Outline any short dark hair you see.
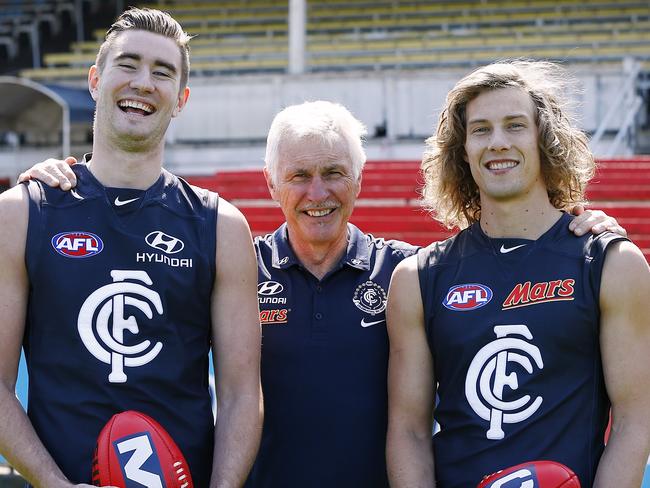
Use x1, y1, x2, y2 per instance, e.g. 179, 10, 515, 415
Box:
95, 7, 192, 90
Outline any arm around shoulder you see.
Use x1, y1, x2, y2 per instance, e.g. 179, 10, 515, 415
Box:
386, 255, 436, 487
594, 241, 650, 488
209, 198, 262, 488
0, 185, 29, 396
0, 186, 78, 487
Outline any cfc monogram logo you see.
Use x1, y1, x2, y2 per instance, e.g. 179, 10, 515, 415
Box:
465, 324, 544, 440
352, 281, 387, 315
77, 270, 164, 383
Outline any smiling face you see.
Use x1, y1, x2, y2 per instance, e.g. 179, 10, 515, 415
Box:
267, 134, 361, 250
464, 86, 546, 205
89, 29, 189, 152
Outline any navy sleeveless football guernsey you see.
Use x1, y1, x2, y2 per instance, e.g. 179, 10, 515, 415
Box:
24, 162, 217, 485
417, 213, 626, 488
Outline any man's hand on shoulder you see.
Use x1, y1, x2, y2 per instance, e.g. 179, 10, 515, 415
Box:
569, 205, 627, 237
17, 156, 78, 190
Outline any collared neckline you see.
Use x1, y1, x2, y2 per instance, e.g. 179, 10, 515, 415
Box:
271, 222, 371, 271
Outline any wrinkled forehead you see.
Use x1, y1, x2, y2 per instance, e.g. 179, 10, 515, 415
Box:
276, 132, 353, 171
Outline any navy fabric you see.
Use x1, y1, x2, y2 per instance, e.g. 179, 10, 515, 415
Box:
247, 223, 417, 488
417, 213, 628, 488
23, 162, 217, 486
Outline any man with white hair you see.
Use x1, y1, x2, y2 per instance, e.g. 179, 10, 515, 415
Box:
248, 101, 417, 487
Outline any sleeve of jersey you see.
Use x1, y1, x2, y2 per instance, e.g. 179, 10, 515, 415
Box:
204, 190, 219, 285
586, 231, 630, 302
416, 246, 432, 319
24, 179, 46, 275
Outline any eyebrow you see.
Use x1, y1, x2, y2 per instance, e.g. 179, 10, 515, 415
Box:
467, 113, 530, 125
114, 52, 178, 74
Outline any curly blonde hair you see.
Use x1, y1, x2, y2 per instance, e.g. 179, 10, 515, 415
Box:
421, 59, 595, 230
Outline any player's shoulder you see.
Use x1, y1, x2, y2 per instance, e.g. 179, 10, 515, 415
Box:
216, 196, 249, 230
582, 228, 629, 255
600, 238, 648, 275
364, 233, 419, 259
167, 171, 219, 213
0, 185, 29, 252
417, 229, 468, 268
0, 184, 29, 216
393, 252, 419, 276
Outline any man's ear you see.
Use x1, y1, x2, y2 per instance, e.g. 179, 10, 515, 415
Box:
172, 86, 190, 118
88, 65, 100, 101
263, 167, 277, 201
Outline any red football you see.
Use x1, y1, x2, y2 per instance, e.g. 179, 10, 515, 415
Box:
477, 460, 581, 488
92, 410, 193, 488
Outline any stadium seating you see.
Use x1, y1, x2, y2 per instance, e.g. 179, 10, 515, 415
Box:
18, 0, 650, 80
185, 158, 650, 262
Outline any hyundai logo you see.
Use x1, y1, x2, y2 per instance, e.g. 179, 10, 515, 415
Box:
145, 231, 185, 254
258, 281, 284, 296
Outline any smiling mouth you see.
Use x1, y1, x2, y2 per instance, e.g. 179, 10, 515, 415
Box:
304, 208, 335, 217
486, 160, 518, 171
117, 99, 155, 116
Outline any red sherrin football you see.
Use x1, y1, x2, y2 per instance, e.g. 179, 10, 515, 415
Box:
477, 460, 581, 488
92, 410, 193, 488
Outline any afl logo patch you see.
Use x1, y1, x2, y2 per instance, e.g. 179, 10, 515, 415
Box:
443, 283, 492, 311
353, 280, 387, 316
52, 231, 103, 258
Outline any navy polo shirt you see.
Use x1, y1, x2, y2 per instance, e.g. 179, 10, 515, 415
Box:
247, 223, 417, 488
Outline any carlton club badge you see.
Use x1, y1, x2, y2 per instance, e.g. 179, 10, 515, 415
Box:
353, 280, 387, 316
465, 324, 544, 440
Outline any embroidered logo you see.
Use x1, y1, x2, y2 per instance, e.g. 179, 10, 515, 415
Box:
352, 281, 387, 316
443, 283, 493, 311
52, 231, 103, 258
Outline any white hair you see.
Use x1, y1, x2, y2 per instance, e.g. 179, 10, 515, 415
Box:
264, 100, 368, 185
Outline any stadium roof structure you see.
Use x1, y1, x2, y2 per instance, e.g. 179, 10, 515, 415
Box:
0, 76, 94, 156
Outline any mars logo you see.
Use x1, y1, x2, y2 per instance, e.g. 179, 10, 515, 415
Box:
145, 231, 184, 254
115, 432, 165, 488
443, 283, 492, 311
503, 279, 575, 310
51, 231, 103, 258
352, 281, 387, 315
77, 270, 164, 383
465, 324, 544, 440
260, 308, 289, 325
